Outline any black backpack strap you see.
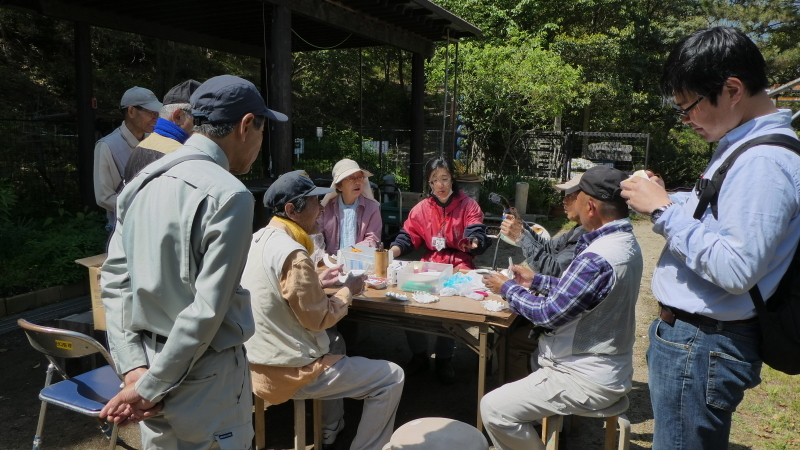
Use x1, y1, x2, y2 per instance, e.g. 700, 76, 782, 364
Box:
121, 154, 215, 222
693, 134, 800, 220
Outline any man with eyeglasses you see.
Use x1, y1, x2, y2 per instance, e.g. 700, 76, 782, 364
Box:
621, 27, 800, 450
93, 86, 162, 229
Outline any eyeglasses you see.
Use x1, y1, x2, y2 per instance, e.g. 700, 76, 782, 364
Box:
134, 105, 159, 118
344, 174, 365, 182
672, 96, 704, 117
428, 177, 452, 186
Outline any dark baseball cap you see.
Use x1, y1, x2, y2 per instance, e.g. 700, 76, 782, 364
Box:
578, 165, 628, 203
190, 75, 288, 124
163, 80, 201, 105
264, 170, 334, 209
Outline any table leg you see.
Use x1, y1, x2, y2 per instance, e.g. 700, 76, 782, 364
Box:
477, 326, 487, 432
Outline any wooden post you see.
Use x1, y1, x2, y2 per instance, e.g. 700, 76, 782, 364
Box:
410, 52, 425, 193
269, 5, 293, 177
74, 21, 96, 208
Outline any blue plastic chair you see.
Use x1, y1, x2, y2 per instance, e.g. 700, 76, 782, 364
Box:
18, 319, 123, 450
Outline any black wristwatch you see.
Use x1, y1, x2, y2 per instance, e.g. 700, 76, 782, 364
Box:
650, 203, 675, 223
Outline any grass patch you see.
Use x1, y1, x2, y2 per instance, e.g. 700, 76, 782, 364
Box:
732, 366, 800, 449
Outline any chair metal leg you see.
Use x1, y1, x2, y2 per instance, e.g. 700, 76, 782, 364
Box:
107, 423, 119, 450
294, 399, 306, 450
33, 364, 55, 450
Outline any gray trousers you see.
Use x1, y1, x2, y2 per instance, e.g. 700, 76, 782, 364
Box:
480, 364, 626, 450
138, 337, 253, 450
292, 356, 405, 450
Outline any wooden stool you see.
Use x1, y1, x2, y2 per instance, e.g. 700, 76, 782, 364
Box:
254, 395, 323, 450
541, 395, 630, 450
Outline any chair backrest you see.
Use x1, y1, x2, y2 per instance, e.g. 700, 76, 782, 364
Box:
17, 319, 117, 371
399, 192, 423, 211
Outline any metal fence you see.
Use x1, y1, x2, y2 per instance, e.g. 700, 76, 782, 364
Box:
0, 118, 84, 217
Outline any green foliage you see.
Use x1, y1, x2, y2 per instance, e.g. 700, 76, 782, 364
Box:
649, 127, 715, 189
479, 175, 561, 215
428, 39, 581, 172
0, 178, 17, 224
0, 206, 107, 297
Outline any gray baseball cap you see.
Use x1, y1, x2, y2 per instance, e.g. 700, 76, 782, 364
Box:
120, 86, 162, 111
163, 80, 201, 105
191, 75, 288, 124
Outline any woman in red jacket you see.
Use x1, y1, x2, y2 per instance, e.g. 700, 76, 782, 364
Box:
389, 156, 492, 383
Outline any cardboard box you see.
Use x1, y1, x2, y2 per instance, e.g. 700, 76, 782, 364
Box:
75, 253, 107, 331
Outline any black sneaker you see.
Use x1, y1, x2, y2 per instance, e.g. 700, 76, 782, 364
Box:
404, 351, 430, 375
435, 357, 456, 384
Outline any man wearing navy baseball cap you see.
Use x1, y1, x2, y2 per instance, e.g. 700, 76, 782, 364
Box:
100, 75, 287, 450
241, 170, 405, 450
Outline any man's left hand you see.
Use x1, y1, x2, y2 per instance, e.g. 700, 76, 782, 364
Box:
482, 272, 511, 294
620, 176, 672, 215
319, 264, 343, 288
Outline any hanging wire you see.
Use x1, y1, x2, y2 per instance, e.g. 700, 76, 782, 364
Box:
439, 28, 450, 157
292, 29, 353, 50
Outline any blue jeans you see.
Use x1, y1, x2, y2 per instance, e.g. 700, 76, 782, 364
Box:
647, 317, 762, 450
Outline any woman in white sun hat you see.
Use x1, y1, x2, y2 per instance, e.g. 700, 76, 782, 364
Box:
318, 159, 382, 255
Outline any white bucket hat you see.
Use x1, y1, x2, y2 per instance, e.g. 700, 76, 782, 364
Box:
321, 159, 376, 207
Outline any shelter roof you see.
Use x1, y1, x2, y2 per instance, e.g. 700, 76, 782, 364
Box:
6, 0, 480, 58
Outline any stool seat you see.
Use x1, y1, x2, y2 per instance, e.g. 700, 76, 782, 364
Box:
542, 395, 631, 450
384, 417, 489, 450
575, 395, 629, 418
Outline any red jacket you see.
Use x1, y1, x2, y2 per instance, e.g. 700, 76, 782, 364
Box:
395, 191, 489, 270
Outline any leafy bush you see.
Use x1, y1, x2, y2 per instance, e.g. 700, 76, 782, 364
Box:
0, 178, 17, 225
479, 175, 561, 215
649, 128, 714, 189
0, 206, 107, 297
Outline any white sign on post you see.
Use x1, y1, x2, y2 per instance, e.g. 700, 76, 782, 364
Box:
316, 127, 323, 140
294, 138, 305, 161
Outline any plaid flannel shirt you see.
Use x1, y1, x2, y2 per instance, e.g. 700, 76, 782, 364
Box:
500, 221, 633, 330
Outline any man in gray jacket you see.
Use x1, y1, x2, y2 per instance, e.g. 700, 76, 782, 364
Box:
100, 75, 288, 449
500, 173, 586, 381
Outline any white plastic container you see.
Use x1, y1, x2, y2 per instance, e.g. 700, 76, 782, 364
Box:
396, 262, 454, 294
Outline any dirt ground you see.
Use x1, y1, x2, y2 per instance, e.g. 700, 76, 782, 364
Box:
0, 219, 757, 449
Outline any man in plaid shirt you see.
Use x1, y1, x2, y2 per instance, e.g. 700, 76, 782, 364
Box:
480, 165, 643, 450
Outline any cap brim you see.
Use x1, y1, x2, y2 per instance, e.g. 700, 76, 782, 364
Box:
561, 185, 581, 194
140, 100, 164, 111
306, 186, 335, 197
334, 167, 373, 184
265, 108, 288, 122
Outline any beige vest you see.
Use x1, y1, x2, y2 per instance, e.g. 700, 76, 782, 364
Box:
242, 227, 330, 367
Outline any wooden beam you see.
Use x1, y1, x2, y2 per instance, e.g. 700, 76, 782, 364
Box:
37, 0, 269, 59
269, 5, 293, 178
264, 0, 434, 57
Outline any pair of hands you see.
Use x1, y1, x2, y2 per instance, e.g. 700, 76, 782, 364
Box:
319, 263, 366, 294
619, 170, 671, 214
481, 264, 535, 294
458, 237, 481, 252
99, 367, 163, 427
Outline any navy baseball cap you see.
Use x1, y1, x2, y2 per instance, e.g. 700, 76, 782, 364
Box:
578, 165, 628, 204
264, 170, 334, 209
191, 75, 288, 124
